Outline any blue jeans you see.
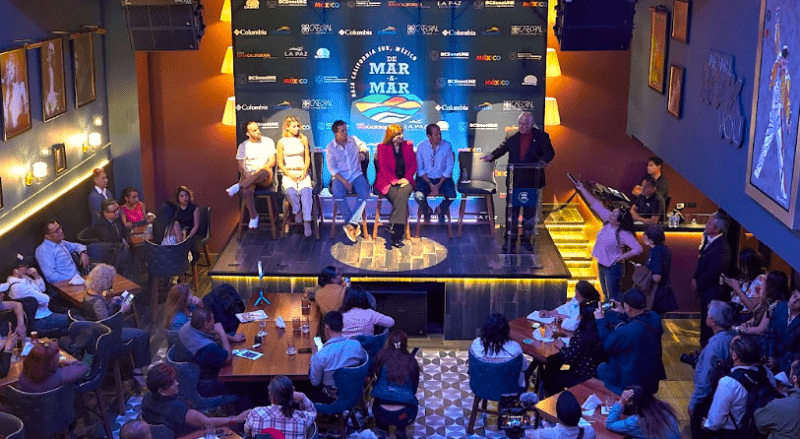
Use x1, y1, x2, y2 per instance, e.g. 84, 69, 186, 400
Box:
34, 312, 70, 336
330, 175, 370, 225
598, 262, 624, 302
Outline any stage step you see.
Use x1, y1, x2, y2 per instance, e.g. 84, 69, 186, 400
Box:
545, 203, 597, 283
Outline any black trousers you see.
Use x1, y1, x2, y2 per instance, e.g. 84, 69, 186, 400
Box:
508, 206, 537, 241
385, 184, 414, 225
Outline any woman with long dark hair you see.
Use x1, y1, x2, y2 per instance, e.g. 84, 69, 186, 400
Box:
244, 375, 316, 439
470, 313, 528, 387
725, 248, 766, 313
606, 385, 680, 439
371, 331, 420, 439
734, 270, 789, 337
539, 280, 601, 331
553, 300, 604, 389
573, 180, 642, 302
375, 124, 417, 248
340, 286, 394, 337
169, 185, 201, 261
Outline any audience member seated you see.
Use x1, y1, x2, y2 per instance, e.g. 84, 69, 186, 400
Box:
606, 385, 680, 439
244, 375, 317, 439
225, 120, 276, 230
767, 288, 800, 374
15, 339, 89, 393
89, 198, 132, 276
120, 187, 153, 229
704, 335, 776, 434
630, 175, 665, 225
755, 358, 800, 438
631, 157, 669, 201
177, 307, 244, 397
160, 220, 185, 246
0, 325, 19, 378
546, 300, 604, 394
642, 224, 673, 312
119, 420, 152, 439
314, 267, 375, 316
82, 264, 151, 386
6, 254, 68, 335
88, 167, 111, 223
341, 286, 394, 337
414, 123, 455, 223
371, 331, 420, 439
36, 219, 89, 284
470, 312, 528, 388
733, 270, 789, 338
375, 124, 417, 248
725, 248, 766, 315
688, 300, 736, 439
305, 311, 367, 404
528, 391, 596, 439
0, 285, 25, 338
539, 280, 601, 331
168, 186, 201, 262
595, 288, 665, 395
164, 283, 202, 331
573, 180, 642, 302
326, 120, 370, 242
142, 363, 250, 437
277, 115, 314, 237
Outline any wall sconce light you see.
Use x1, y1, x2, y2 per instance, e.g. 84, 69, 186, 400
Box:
25, 162, 48, 185
546, 48, 562, 78
544, 97, 561, 126
221, 46, 233, 74
220, 0, 231, 22
222, 96, 237, 126
88, 132, 102, 147
548, 0, 557, 25
93, 115, 103, 126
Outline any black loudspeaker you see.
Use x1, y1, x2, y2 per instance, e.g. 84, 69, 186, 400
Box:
122, 0, 206, 51
373, 291, 427, 336
554, 0, 637, 51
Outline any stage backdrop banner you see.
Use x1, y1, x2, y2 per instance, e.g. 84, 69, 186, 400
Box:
232, 0, 547, 223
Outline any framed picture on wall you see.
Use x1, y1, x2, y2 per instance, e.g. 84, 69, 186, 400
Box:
667, 65, 684, 118
746, 0, 800, 228
40, 38, 67, 121
53, 143, 67, 175
0, 47, 32, 141
648, 6, 669, 93
672, 0, 690, 43
72, 33, 95, 108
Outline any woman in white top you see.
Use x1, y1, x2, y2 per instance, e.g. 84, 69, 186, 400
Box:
724, 248, 766, 313
6, 255, 69, 335
539, 281, 601, 331
469, 313, 528, 387
277, 116, 313, 237
573, 180, 643, 302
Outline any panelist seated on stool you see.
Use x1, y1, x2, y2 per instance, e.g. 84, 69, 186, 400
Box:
326, 120, 370, 243
225, 120, 277, 230
414, 123, 456, 226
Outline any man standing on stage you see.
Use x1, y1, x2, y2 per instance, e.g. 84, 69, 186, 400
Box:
482, 112, 555, 253
225, 121, 276, 229
414, 123, 456, 222
326, 120, 370, 242
754, 6, 791, 203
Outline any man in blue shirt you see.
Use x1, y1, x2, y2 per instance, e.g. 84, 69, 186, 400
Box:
414, 123, 455, 223
326, 121, 370, 242
305, 311, 367, 403
35, 219, 89, 284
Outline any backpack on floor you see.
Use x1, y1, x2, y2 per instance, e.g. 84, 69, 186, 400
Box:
202, 283, 245, 334
727, 365, 783, 439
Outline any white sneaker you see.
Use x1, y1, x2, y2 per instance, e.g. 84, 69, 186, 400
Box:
248, 217, 259, 229
226, 183, 240, 197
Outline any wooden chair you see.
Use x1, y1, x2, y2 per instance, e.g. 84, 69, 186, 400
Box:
456, 150, 497, 238
414, 193, 454, 239
238, 163, 281, 240
371, 156, 411, 240
281, 150, 324, 239
329, 150, 370, 239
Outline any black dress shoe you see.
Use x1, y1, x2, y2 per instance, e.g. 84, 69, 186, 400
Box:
502, 240, 517, 253
392, 239, 405, 248
522, 240, 534, 252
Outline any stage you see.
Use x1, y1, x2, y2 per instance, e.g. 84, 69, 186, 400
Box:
210, 222, 571, 339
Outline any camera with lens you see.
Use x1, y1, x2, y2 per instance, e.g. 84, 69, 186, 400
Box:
497, 393, 539, 439
680, 350, 700, 368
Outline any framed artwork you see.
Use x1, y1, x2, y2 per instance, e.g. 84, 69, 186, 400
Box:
53, 143, 67, 175
72, 33, 95, 107
0, 47, 32, 140
40, 38, 67, 121
672, 0, 690, 43
746, 0, 800, 228
667, 65, 684, 118
648, 7, 670, 93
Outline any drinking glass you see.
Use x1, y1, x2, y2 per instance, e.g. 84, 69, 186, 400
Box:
292, 317, 301, 335
301, 296, 311, 315
605, 396, 615, 413
302, 316, 310, 334
286, 337, 297, 355
258, 321, 267, 337
204, 424, 215, 439
544, 323, 554, 340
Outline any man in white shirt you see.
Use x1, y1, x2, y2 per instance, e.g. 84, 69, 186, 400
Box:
325, 120, 370, 242
225, 121, 276, 229
88, 167, 111, 223
414, 123, 455, 222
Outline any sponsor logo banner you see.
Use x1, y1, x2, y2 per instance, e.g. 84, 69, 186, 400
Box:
356, 122, 387, 130
347, 0, 380, 6
339, 29, 373, 36
278, 0, 306, 6
313, 1, 340, 7
236, 51, 274, 58
481, 26, 501, 36
522, 1, 547, 6
258, 121, 281, 129
475, 54, 501, 61
522, 75, 538, 86
442, 29, 476, 36
234, 29, 269, 36
407, 24, 439, 35
302, 98, 333, 110
511, 25, 544, 36
439, 78, 476, 87
243, 75, 277, 83
236, 103, 270, 111
438, 0, 464, 7
485, 0, 514, 7
316, 75, 348, 84
283, 77, 309, 84
460, 122, 499, 131
315, 48, 331, 59
284, 46, 308, 58
388, 0, 428, 6
244, 0, 260, 9
377, 26, 397, 35
509, 52, 542, 61
301, 24, 333, 35
503, 100, 535, 111
430, 51, 470, 60
434, 103, 469, 111
485, 79, 510, 86
271, 26, 291, 35
274, 101, 293, 109
350, 45, 422, 123
474, 102, 493, 111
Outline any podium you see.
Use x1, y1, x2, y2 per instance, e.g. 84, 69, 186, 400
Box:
501, 163, 546, 266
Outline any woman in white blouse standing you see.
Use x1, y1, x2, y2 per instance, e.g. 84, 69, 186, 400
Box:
277, 116, 313, 237
573, 180, 643, 302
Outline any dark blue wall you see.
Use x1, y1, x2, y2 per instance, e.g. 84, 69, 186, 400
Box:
627, 0, 800, 269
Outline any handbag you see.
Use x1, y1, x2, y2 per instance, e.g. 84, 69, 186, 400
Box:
632, 264, 653, 292
652, 285, 679, 314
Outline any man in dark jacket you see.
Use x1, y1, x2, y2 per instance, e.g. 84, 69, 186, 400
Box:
694, 211, 731, 346
595, 288, 666, 395
89, 198, 131, 276
482, 111, 555, 253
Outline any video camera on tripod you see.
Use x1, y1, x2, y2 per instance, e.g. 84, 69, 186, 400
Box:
497, 393, 540, 439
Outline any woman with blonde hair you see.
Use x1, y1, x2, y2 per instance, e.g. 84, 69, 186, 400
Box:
277, 116, 313, 237
82, 264, 151, 385
375, 124, 416, 248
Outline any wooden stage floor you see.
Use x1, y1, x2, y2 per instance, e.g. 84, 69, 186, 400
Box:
210, 224, 571, 279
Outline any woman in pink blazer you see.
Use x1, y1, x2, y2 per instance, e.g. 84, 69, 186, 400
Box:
375, 124, 417, 248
